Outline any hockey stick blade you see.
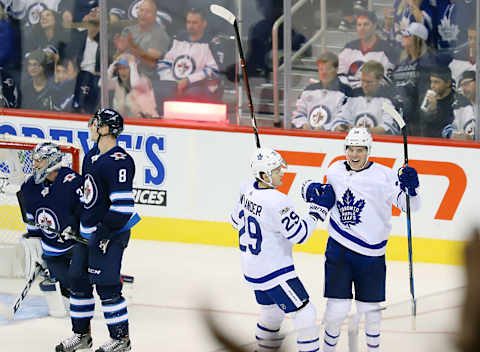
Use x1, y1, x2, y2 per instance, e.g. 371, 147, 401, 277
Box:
210, 4, 236, 25
382, 102, 406, 129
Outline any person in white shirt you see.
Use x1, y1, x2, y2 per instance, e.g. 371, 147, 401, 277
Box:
303, 128, 421, 352
230, 148, 335, 352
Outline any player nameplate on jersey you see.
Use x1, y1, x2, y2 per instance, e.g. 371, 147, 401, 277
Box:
337, 189, 365, 227
133, 187, 167, 206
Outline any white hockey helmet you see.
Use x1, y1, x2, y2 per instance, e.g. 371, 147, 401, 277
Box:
344, 127, 373, 168
250, 148, 286, 187
32, 142, 63, 184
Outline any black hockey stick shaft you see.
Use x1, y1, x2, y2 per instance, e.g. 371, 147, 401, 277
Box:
16, 190, 88, 245
210, 4, 260, 148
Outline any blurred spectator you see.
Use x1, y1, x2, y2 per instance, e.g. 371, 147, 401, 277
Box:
291, 51, 352, 130
383, 0, 435, 47
115, 0, 170, 80
332, 60, 401, 135
104, 54, 158, 118
0, 0, 26, 20
245, 0, 306, 77
335, 0, 367, 31
449, 25, 476, 87
23, 9, 73, 64
443, 70, 476, 140
390, 22, 442, 136
17, 0, 65, 27
433, 0, 475, 53
19, 49, 53, 110
0, 3, 15, 68
338, 10, 399, 88
419, 66, 473, 138
71, 7, 100, 114
51, 55, 77, 112
57, 0, 97, 25
0, 67, 18, 108
155, 8, 221, 115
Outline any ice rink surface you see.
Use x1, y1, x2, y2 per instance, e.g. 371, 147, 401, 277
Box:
0, 240, 465, 351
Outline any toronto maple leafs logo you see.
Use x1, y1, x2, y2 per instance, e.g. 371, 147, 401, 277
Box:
438, 16, 459, 43
336, 189, 365, 227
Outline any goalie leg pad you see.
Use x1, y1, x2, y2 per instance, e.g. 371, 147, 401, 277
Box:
20, 235, 45, 279
291, 301, 319, 352
256, 304, 285, 351
356, 301, 382, 351
39, 278, 68, 318
322, 298, 352, 352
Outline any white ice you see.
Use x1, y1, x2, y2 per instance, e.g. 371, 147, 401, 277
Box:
0, 240, 465, 351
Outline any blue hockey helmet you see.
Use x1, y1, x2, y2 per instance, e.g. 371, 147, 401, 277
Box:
32, 142, 63, 184
91, 108, 124, 137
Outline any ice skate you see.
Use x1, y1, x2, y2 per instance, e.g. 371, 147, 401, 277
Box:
55, 333, 92, 352
95, 337, 131, 352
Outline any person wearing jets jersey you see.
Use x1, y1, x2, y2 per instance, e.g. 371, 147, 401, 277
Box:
230, 148, 336, 352
56, 108, 140, 352
303, 127, 421, 352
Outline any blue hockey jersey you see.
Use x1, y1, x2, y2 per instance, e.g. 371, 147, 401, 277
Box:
20, 167, 82, 256
80, 145, 140, 239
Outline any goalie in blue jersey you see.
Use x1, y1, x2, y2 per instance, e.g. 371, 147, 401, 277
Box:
56, 109, 140, 352
20, 142, 83, 317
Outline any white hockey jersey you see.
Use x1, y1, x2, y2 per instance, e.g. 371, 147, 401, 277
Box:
331, 92, 401, 134
442, 102, 476, 139
449, 57, 476, 87
326, 161, 421, 257
157, 32, 219, 92
230, 181, 317, 290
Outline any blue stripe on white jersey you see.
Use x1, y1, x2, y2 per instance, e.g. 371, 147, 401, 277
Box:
283, 217, 316, 245
244, 265, 299, 291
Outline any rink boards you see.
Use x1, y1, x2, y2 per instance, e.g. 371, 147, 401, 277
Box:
1, 110, 479, 265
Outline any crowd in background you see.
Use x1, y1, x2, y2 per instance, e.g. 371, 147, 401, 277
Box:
0, 0, 477, 140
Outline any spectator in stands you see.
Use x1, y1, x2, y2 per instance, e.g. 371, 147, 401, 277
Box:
57, 0, 98, 26
0, 3, 15, 69
19, 49, 53, 111
433, 0, 476, 53
332, 60, 401, 135
114, 0, 170, 80
104, 54, 159, 118
449, 25, 476, 87
419, 66, 473, 138
155, 8, 220, 116
0, 67, 18, 108
383, 0, 435, 47
390, 22, 442, 136
71, 7, 100, 114
23, 8, 74, 69
291, 51, 352, 130
443, 70, 476, 140
338, 10, 399, 88
51, 56, 77, 112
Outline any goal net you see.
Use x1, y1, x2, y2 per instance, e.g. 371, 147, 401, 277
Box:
0, 134, 81, 277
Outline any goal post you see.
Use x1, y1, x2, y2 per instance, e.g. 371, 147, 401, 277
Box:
0, 134, 82, 277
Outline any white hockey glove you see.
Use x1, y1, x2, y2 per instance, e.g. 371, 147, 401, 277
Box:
20, 234, 46, 279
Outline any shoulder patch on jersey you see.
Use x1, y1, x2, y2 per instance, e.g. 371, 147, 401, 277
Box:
280, 207, 291, 216
336, 188, 365, 227
110, 152, 127, 161
91, 155, 100, 163
63, 173, 76, 183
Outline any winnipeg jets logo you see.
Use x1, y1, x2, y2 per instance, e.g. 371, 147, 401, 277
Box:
83, 174, 98, 209
173, 55, 196, 80
309, 105, 331, 128
63, 173, 76, 183
336, 189, 365, 228
80, 85, 90, 95
41, 187, 49, 197
464, 119, 476, 136
27, 3, 47, 26
355, 113, 377, 129
111, 152, 127, 160
36, 208, 59, 239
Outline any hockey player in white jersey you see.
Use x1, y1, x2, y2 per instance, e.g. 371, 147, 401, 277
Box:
230, 148, 336, 352
304, 128, 421, 352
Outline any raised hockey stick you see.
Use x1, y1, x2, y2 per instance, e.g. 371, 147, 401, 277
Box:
0, 262, 45, 320
16, 190, 88, 245
210, 4, 261, 148
382, 102, 416, 317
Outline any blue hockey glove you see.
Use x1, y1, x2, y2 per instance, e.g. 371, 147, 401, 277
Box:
308, 203, 329, 222
398, 166, 419, 196
301, 179, 323, 202
88, 223, 113, 250
307, 184, 336, 221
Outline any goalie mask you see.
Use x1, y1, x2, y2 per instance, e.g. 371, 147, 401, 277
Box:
250, 148, 287, 188
344, 127, 373, 169
32, 142, 63, 184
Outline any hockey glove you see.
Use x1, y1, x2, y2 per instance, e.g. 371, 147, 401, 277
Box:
311, 184, 336, 210
308, 203, 329, 222
88, 223, 113, 249
61, 226, 75, 241
301, 179, 323, 202
398, 166, 419, 196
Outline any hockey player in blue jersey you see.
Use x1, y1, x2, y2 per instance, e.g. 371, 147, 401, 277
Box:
20, 141, 82, 317
56, 108, 140, 352
303, 127, 421, 352
231, 148, 336, 352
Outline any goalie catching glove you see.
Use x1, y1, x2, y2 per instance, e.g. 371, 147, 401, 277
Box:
301, 180, 336, 221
